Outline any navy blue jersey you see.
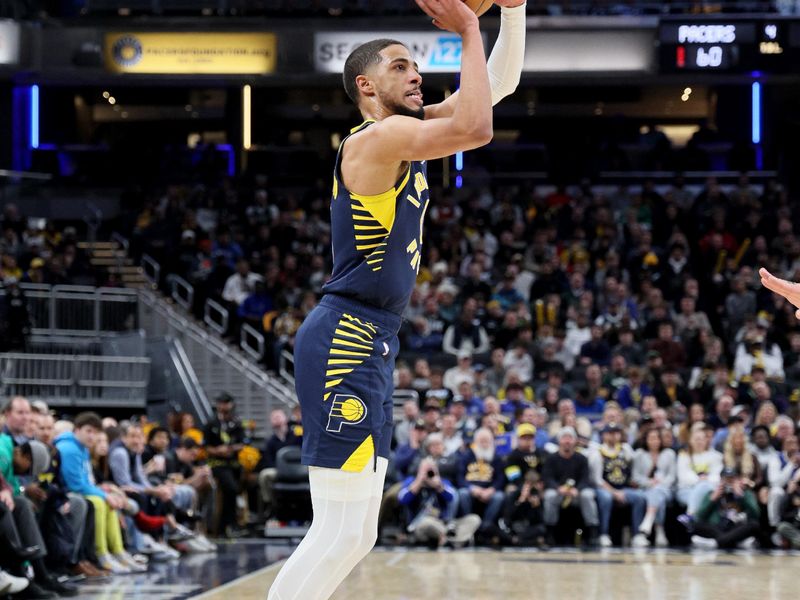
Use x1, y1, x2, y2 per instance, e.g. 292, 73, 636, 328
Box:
322, 120, 431, 316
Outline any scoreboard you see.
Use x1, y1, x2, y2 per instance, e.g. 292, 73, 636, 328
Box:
659, 19, 798, 73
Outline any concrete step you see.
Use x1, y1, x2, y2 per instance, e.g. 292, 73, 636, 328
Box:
78, 241, 118, 251
107, 266, 144, 274
122, 280, 152, 289
90, 257, 134, 267
90, 249, 128, 258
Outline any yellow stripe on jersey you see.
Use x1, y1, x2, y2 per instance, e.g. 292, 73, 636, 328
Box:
326, 368, 354, 376
356, 242, 386, 251
349, 119, 376, 134
350, 191, 396, 232
355, 233, 389, 241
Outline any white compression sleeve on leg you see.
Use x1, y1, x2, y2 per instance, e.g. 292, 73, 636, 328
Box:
267, 458, 388, 600
487, 2, 527, 106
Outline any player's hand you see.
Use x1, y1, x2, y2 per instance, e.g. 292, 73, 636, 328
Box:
415, 0, 479, 34
494, 0, 525, 7
760, 268, 800, 319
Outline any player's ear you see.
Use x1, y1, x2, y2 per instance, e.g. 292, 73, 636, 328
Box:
355, 74, 375, 98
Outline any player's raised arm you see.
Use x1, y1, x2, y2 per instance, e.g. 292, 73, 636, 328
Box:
357, 0, 493, 163
760, 267, 800, 319
425, 0, 527, 119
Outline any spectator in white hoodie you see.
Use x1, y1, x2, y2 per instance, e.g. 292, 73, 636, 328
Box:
631, 428, 676, 547
676, 424, 723, 528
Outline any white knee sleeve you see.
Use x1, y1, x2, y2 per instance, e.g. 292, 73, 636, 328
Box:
268, 458, 388, 600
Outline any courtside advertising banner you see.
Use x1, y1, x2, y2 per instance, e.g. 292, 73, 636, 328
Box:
104, 32, 277, 74
315, 32, 487, 73
0, 20, 21, 65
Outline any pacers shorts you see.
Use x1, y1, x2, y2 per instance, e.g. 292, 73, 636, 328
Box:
295, 293, 401, 472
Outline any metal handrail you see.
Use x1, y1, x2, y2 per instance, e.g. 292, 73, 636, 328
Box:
141, 254, 161, 287
0, 284, 139, 338
204, 299, 229, 335
167, 274, 194, 311
138, 288, 296, 437
240, 323, 265, 361
0, 169, 52, 181
279, 348, 296, 388
111, 232, 130, 252
0, 352, 150, 407
167, 337, 213, 426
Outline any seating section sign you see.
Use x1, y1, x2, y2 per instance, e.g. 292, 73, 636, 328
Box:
315, 32, 486, 73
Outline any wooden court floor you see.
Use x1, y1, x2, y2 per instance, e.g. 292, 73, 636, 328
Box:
196, 548, 797, 600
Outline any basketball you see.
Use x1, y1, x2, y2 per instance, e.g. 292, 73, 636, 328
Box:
339, 397, 365, 422
463, 0, 494, 16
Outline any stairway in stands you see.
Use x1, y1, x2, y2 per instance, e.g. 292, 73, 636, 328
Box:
78, 241, 151, 288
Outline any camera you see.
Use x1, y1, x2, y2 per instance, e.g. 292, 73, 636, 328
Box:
723, 485, 737, 504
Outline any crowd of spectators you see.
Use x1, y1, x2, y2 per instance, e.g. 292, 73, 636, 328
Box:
9, 139, 800, 556
2, 158, 796, 557
133, 168, 800, 551
0, 393, 296, 598
0, 203, 114, 351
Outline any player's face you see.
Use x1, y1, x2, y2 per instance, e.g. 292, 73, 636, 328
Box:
375, 45, 424, 120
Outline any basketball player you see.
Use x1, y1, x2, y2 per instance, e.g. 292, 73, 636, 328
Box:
268, 0, 526, 597
761, 268, 800, 318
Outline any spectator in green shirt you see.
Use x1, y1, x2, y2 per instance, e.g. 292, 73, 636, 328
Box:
690, 467, 761, 550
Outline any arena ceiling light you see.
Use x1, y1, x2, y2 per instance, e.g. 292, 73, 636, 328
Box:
243, 84, 252, 150
30, 85, 39, 149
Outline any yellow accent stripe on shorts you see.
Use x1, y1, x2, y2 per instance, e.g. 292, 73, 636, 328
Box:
332, 338, 373, 351
329, 348, 370, 358
341, 435, 375, 472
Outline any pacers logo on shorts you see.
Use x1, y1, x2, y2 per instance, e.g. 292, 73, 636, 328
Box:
326, 394, 367, 433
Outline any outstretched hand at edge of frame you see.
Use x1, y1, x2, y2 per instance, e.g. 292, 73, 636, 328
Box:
760, 267, 800, 320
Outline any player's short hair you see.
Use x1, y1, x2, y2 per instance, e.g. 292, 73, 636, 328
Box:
343, 38, 406, 105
